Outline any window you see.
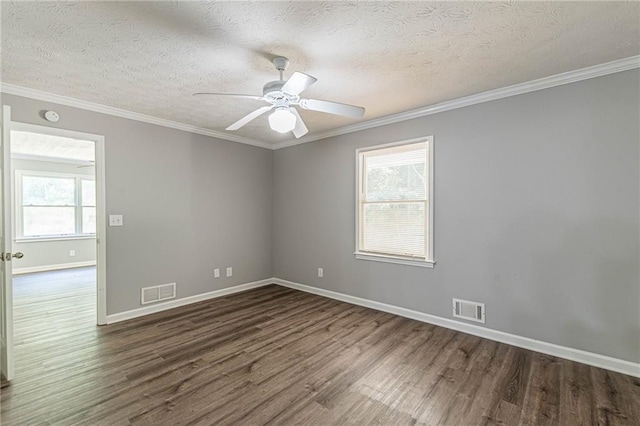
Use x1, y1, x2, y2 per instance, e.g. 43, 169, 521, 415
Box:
356, 137, 434, 268
16, 171, 96, 239
81, 179, 96, 234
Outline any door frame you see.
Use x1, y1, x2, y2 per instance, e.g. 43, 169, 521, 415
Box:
10, 121, 107, 325
2, 105, 15, 380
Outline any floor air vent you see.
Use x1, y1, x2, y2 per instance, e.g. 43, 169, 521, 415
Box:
453, 298, 485, 323
141, 283, 176, 305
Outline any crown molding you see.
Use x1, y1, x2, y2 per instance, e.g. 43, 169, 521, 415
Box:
2, 55, 638, 151
273, 55, 640, 150
0, 83, 273, 150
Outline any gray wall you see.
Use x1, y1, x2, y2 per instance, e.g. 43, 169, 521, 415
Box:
1, 93, 273, 315
273, 70, 640, 363
12, 158, 96, 271
2, 70, 637, 363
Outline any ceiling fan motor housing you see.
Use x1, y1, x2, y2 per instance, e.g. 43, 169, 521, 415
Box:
263, 80, 286, 96
263, 80, 299, 106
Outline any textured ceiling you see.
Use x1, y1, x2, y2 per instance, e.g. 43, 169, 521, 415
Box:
1, 1, 639, 145
11, 131, 95, 162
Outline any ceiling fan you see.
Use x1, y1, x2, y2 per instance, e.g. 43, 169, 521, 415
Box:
194, 57, 365, 138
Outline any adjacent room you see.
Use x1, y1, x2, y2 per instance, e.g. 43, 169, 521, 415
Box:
6, 130, 99, 401
0, 1, 639, 425
11, 131, 97, 276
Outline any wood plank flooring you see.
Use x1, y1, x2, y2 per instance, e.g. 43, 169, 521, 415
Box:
1, 268, 639, 425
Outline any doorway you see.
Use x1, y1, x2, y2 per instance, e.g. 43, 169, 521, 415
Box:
8, 122, 106, 333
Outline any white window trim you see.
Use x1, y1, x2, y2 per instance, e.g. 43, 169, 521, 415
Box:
354, 136, 435, 268
16, 236, 95, 243
15, 169, 96, 241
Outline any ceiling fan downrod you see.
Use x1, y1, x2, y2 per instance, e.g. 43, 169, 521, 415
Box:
272, 56, 290, 82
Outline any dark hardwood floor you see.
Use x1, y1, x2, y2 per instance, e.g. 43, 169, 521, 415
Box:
1, 268, 639, 425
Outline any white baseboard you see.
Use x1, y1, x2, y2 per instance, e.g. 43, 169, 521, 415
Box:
273, 278, 640, 378
102, 275, 639, 377
105, 278, 273, 324
13, 261, 96, 275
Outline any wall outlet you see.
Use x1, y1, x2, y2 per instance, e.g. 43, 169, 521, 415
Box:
109, 214, 123, 226
214, 268, 220, 278
318, 267, 323, 278
69, 250, 76, 257
226, 267, 232, 277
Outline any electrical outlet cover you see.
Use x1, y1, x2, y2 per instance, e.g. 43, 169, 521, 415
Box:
109, 214, 123, 226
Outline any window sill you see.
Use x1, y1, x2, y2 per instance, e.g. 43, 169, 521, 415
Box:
354, 252, 435, 268
16, 236, 96, 243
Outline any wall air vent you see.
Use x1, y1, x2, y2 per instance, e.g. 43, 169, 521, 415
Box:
453, 298, 485, 323
141, 283, 176, 305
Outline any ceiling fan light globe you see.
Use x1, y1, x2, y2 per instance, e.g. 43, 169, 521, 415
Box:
269, 108, 297, 133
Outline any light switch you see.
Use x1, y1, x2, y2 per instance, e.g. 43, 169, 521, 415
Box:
109, 214, 123, 226
226, 267, 232, 277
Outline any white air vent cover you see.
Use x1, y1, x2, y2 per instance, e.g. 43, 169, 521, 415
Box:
453, 298, 485, 323
141, 283, 176, 305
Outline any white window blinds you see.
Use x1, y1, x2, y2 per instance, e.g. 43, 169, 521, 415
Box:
358, 141, 430, 260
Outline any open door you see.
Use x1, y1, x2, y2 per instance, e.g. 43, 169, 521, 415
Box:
0, 105, 15, 382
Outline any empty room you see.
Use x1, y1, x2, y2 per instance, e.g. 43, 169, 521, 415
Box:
1, 1, 639, 425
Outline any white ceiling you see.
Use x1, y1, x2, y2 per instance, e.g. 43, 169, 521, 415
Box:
11, 131, 95, 162
1, 1, 639, 146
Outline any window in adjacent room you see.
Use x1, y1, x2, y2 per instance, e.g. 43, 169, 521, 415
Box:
16, 171, 96, 239
81, 178, 97, 234
356, 136, 434, 268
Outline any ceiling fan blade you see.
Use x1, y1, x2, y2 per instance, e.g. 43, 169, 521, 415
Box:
290, 108, 309, 138
226, 106, 273, 131
281, 72, 317, 96
299, 98, 365, 118
194, 93, 264, 101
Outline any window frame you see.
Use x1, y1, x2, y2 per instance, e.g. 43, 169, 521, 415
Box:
355, 136, 435, 268
15, 170, 96, 241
